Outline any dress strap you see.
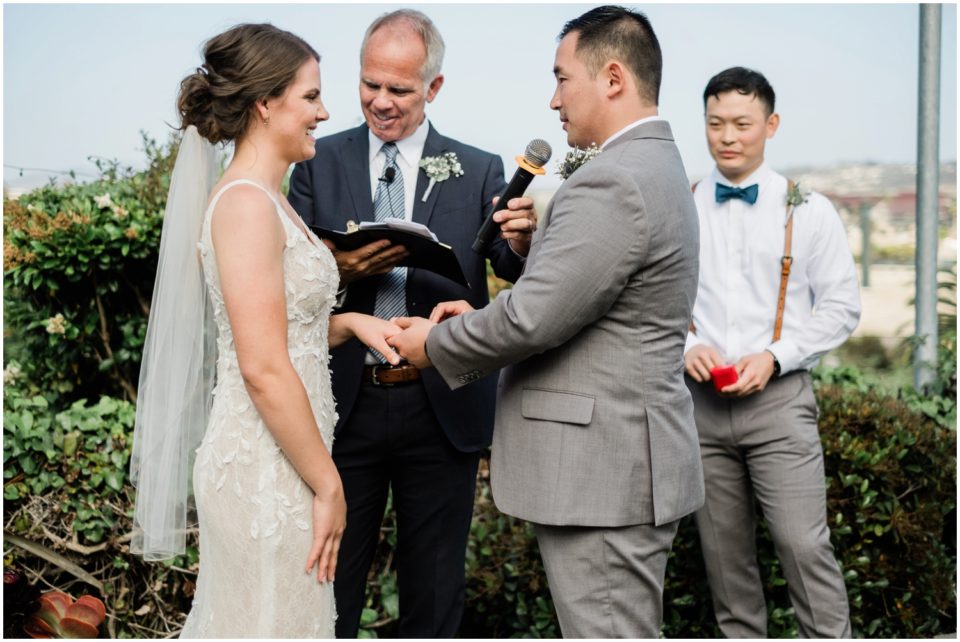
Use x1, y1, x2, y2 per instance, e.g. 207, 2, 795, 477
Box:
206, 179, 284, 218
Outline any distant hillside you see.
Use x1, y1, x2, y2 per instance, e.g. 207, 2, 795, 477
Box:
785, 162, 957, 198
525, 162, 957, 206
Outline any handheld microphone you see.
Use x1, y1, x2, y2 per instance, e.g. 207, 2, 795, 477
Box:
472, 139, 552, 254
379, 166, 397, 183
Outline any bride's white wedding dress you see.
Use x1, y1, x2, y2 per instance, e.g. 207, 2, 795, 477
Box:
179, 180, 338, 638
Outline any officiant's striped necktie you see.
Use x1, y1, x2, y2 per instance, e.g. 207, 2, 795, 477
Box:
371, 143, 407, 359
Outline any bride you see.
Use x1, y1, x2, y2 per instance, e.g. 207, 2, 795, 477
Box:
129, 23, 400, 637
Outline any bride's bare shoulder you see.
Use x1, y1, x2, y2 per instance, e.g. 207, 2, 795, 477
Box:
210, 180, 277, 221
208, 180, 284, 252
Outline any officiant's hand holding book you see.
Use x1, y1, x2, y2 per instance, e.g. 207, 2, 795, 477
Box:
311, 220, 470, 288
317, 234, 409, 285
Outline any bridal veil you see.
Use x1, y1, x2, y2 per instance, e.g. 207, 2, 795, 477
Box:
130, 126, 219, 561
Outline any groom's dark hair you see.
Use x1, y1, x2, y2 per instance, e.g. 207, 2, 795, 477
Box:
703, 67, 777, 115
559, 5, 662, 106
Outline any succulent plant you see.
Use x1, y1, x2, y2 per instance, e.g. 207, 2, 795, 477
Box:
23, 591, 106, 639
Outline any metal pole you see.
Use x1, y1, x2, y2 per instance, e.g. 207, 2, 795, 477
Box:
859, 202, 871, 288
914, 3, 941, 390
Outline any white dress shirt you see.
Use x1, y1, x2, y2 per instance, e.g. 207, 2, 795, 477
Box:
685, 163, 861, 374
601, 115, 662, 150
367, 117, 431, 221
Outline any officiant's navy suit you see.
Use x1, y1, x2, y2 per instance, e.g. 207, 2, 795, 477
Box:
289, 122, 523, 637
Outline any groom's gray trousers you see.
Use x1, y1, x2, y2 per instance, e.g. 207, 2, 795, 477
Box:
688, 371, 851, 638
533, 520, 679, 638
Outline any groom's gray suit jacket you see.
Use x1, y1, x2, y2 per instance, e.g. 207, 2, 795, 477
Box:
426, 120, 705, 526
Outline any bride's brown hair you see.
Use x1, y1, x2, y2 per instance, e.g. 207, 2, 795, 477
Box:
178, 23, 319, 144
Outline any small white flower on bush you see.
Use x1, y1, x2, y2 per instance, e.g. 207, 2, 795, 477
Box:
112, 205, 129, 219
94, 193, 113, 209
45, 313, 67, 335
419, 152, 464, 202
3, 361, 22, 384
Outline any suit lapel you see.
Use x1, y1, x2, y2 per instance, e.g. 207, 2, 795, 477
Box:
343, 125, 375, 225
407, 124, 448, 288
412, 124, 445, 229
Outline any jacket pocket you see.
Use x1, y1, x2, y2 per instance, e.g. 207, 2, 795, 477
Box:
521, 388, 595, 426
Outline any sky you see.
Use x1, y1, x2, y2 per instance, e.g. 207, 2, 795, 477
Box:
3, 2, 957, 193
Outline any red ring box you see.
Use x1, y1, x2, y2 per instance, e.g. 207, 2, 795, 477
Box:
709, 365, 739, 392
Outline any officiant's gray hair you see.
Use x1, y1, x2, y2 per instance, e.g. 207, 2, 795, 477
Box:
361, 9, 445, 86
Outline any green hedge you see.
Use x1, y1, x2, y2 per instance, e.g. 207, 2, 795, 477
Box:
4, 134, 174, 403
3, 384, 199, 638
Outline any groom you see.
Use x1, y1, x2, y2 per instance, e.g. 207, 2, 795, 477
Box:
389, 6, 704, 637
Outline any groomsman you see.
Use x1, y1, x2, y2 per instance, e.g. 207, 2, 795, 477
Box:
684, 66, 860, 637
288, 9, 536, 638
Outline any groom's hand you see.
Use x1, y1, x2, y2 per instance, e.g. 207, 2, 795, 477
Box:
429, 300, 474, 323
324, 239, 409, 284
491, 195, 538, 257
388, 317, 436, 368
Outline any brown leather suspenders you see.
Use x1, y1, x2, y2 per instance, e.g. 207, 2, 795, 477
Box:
773, 180, 797, 343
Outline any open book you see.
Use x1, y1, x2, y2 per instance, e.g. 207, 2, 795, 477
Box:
310, 220, 469, 288
356, 219, 438, 241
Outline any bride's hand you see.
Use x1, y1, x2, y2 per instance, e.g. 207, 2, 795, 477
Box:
305, 481, 346, 583
350, 314, 403, 365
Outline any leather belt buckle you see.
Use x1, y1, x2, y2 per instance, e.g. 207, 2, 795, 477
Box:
370, 364, 390, 387
365, 364, 421, 386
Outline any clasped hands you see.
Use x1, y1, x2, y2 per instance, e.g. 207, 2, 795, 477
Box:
684, 344, 776, 397
345, 299, 472, 368
383, 299, 474, 368
322, 196, 537, 285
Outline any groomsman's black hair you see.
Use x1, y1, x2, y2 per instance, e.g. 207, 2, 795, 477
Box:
559, 5, 662, 106
703, 67, 777, 115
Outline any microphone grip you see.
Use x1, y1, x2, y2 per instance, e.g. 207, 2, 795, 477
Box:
472, 167, 536, 254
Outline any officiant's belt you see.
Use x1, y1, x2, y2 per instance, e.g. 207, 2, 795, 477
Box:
362, 364, 422, 386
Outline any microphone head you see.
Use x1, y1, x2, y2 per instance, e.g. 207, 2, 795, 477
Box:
523, 139, 552, 168
384, 166, 396, 182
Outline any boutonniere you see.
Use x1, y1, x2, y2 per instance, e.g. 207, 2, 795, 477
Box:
555, 143, 601, 180
419, 152, 464, 202
786, 182, 810, 207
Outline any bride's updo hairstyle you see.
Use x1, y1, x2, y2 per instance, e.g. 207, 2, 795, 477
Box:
178, 23, 319, 144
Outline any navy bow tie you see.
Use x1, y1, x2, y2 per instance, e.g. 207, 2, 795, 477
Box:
715, 183, 759, 205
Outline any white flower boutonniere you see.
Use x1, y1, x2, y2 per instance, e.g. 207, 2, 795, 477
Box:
556, 144, 601, 180
786, 182, 810, 207
419, 152, 464, 202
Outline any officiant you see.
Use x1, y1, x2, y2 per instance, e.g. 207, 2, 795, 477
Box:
288, 9, 536, 638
